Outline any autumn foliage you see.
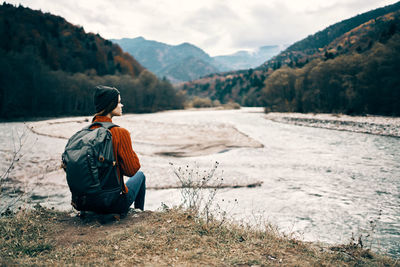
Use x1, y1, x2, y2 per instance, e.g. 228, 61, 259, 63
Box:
262, 14, 400, 115
182, 3, 400, 116
0, 3, 184, 119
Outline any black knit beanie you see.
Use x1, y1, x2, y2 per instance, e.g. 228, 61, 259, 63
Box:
93, 85, 120, 114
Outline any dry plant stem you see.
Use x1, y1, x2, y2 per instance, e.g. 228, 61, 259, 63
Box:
0, 126, 38, 214
350, 208, 383, 252
0, 128, 27, 182
170, 161, 224, 224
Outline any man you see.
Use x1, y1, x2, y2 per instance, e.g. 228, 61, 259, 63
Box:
91, 85, 146, 212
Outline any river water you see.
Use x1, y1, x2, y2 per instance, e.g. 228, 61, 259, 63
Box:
1, 108, 399, 257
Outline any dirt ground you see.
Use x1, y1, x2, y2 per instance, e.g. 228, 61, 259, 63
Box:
1, 207, 397, 266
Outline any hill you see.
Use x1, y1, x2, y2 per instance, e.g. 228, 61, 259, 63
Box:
158, 56, 220, 84
112, 37, 283, 83
0, 4, 184, 119
0, 4, 143, 77
112, 37, 219, 83
180, 2, 400, 115
261, 1, 400, 70
213, 45, 284, 71
262, 9, 400, 115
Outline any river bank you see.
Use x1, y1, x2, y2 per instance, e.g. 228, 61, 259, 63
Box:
1, 206, 397, 266
265, 112, 400, 137
1, 108, 400, 257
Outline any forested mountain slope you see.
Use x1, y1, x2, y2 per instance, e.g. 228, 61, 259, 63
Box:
0, 3, 184, 119
261, 1, 400, 70
262, 8, 400, 115
113, 37, 219, 83
113, 37, 282, 83
180, 2, 400, 115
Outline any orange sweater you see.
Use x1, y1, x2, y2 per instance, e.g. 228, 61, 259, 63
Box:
92, 116, 141, 193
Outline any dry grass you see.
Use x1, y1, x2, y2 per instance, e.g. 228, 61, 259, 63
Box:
0, 205, 397, 266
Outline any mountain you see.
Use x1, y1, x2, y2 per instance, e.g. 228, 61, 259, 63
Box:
213, 45, 284, 71
112, 37, 219, 83
180, 1, 400, 116
112, 37, 283, 83
261, 1, 400, 70
1, 4, 143, 77
0, 3, 184, 119
158, 56, 221, 84
262, 9, 400, 115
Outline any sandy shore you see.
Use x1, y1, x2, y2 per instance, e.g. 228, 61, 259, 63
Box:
265, 112, 400, 137
22, 113, 264, 194
29, 115, 263, 157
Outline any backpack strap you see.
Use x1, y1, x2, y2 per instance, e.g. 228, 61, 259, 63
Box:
96, 122, 128, 194
88, 121, 121, 190
89, 121, 119, 130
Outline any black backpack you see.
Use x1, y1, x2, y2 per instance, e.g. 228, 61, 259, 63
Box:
62, 122, 129, 213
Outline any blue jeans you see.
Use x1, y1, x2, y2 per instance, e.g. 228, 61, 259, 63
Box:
126, 171, 146, 210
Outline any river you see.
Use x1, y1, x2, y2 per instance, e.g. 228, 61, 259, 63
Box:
1, 107, 399, 257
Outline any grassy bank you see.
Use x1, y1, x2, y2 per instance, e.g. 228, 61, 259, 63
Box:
0, 205, 397, 266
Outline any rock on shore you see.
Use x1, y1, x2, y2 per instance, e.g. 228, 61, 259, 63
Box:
265, 112, 400, 137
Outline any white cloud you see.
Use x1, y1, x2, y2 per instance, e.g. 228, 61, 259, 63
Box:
8, 0, 400, 56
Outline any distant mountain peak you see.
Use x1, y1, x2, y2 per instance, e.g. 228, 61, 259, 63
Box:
177, 42, 193, 47
113, 38, 282, 83
113, 37, 218, 83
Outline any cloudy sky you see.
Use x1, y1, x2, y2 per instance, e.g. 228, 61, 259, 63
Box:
8, 0, 399, 56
